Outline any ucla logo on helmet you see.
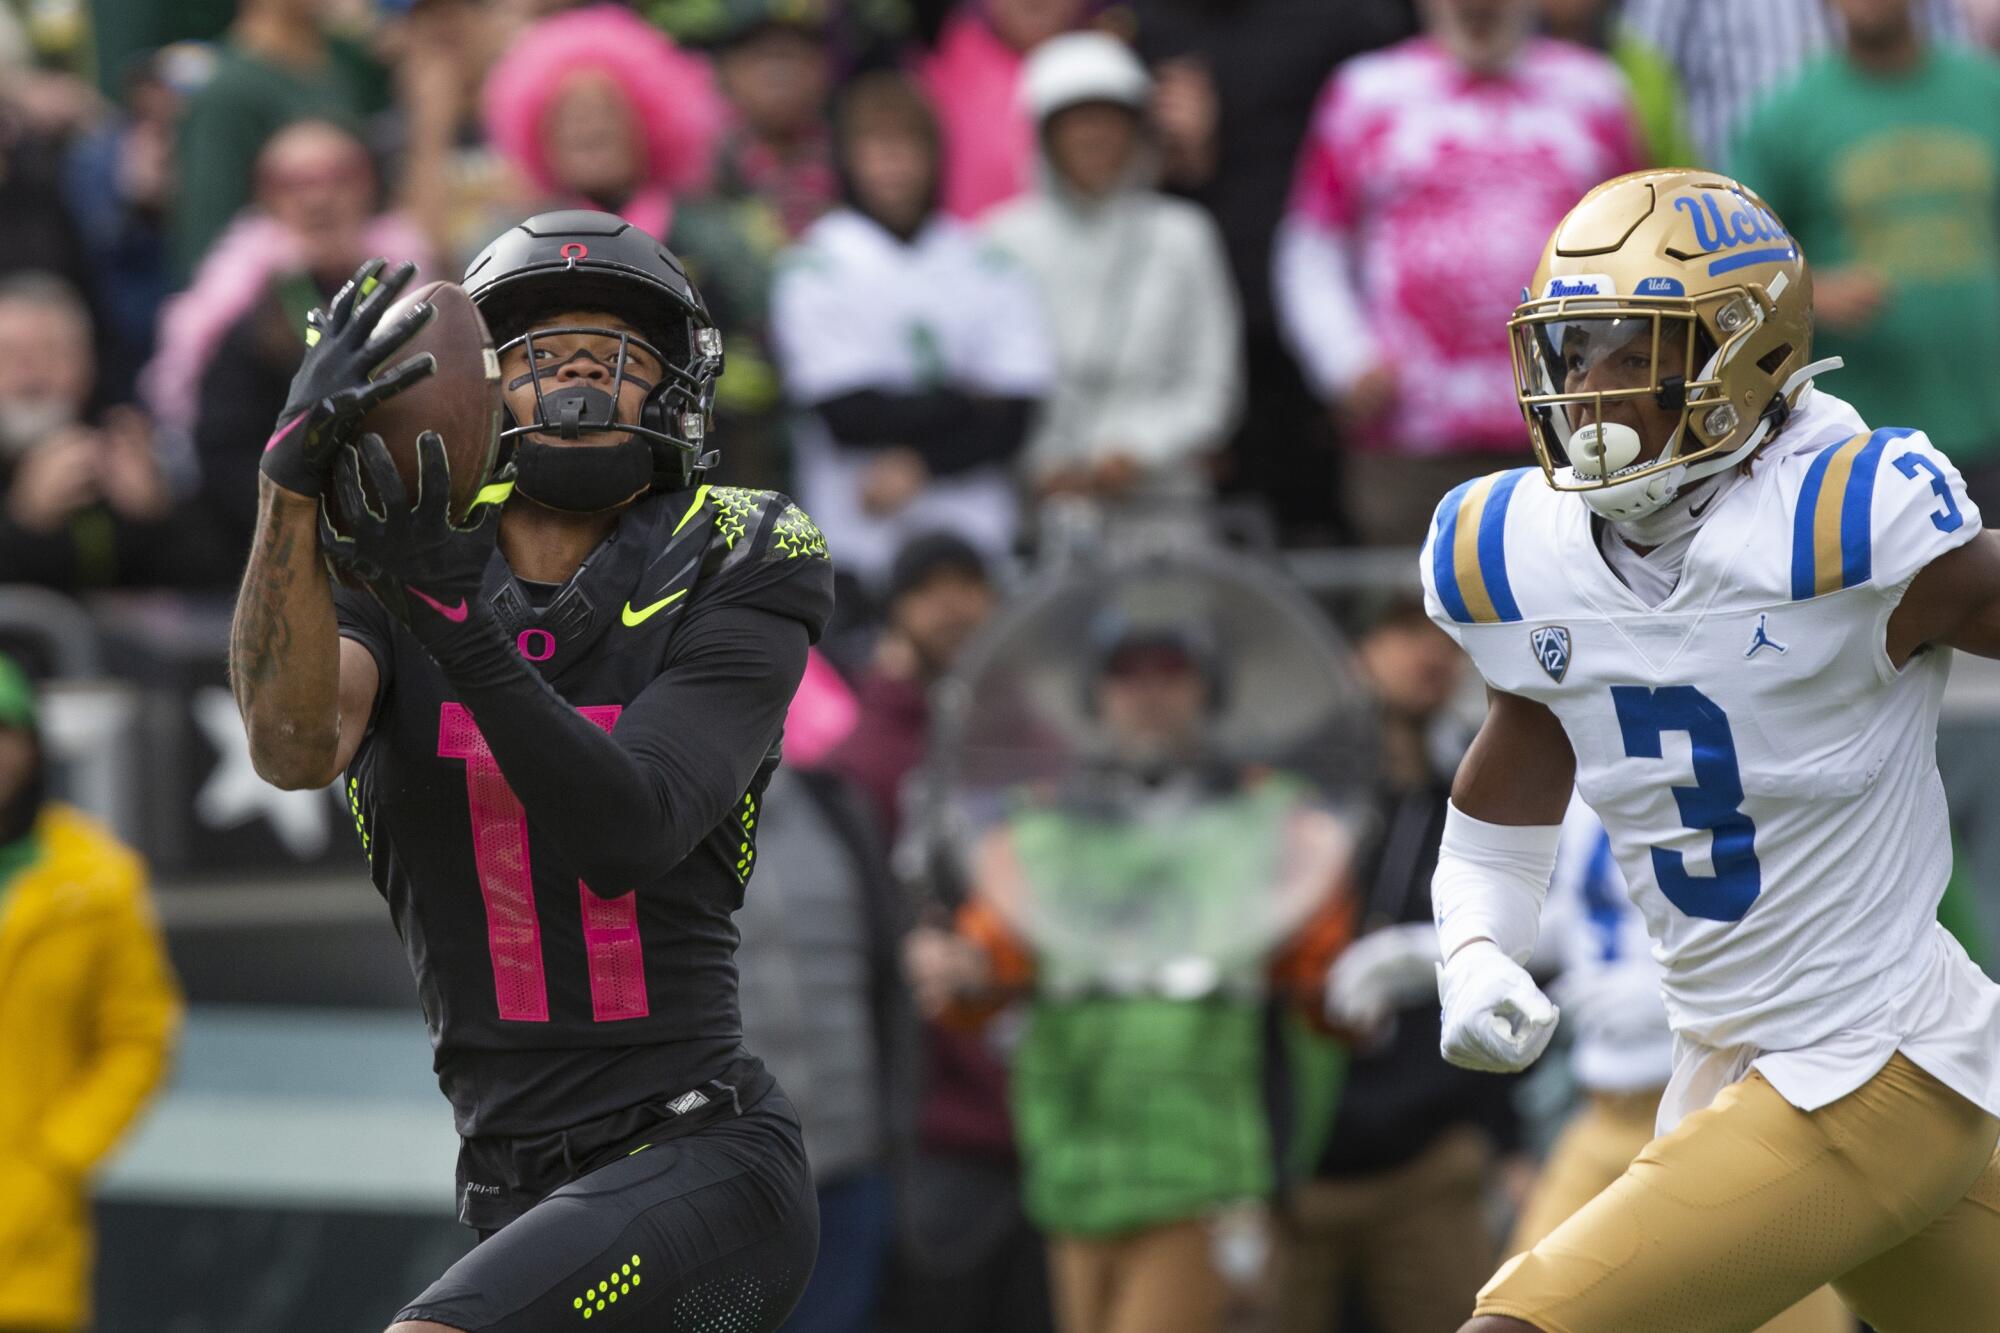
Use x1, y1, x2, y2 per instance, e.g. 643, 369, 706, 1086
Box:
1530, 625, 1571, 683
1635, 276, 1686, 297
1671, 191, 1796, 275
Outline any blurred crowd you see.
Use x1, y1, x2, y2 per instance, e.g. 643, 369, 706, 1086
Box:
3, 0, 2000, 1330
0, 0, 1992, 593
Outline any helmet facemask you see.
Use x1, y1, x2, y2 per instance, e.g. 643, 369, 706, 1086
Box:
1510, 283, 1792, 521
495, 319, 724, 511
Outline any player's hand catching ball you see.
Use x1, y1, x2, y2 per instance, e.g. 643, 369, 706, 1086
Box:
321, 431, 505, 634
1436, 940, 1559, 1073
262, 259, 437, 499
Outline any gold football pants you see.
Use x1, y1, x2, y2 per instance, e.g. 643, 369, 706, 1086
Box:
1479, 1053, 2000, 1333
1506, 1088, 1852, 1333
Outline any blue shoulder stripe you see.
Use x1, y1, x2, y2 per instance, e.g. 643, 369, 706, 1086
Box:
1431, 468, 1530, 624
1839, 429, 1905, 588
1790, 442, 1839, 600
1479, 469, 1526, 622
1430, 476, 1480, 624
1791, 427, 1916, 599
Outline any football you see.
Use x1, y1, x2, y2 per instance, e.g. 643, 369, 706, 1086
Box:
326, 279, 504, 534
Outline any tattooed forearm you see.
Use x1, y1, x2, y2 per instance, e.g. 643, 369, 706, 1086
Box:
229, 478, 342, 788
231, 516, 297, 696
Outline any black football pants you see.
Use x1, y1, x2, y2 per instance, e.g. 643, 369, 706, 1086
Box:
393, 1091, 818, 1332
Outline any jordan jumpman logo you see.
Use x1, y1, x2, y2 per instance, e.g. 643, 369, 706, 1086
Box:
1744, 613, 1787, 659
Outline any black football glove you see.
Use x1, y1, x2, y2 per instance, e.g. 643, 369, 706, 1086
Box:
262, 259, 438, 498
320, 431, 510, 641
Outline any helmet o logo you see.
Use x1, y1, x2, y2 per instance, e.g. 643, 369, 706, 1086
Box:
561, 242, 589, 261
517, 629, 557, 662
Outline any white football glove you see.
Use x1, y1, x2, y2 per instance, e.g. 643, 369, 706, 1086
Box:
1436, 940, 1559, 1073
1325, 923, 1442, 1032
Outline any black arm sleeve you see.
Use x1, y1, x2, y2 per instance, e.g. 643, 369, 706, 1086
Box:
421, 600, 812, 892
811, 389, 1037, 476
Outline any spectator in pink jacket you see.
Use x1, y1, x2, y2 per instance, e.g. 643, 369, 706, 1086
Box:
1273, 0, 1642, 546
154, 119, 434, 553
918, 0, 1089, 220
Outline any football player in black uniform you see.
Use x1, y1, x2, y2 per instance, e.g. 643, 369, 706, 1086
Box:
229, 211, 832, 1332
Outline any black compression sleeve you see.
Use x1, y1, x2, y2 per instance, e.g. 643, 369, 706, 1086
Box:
416, 601, 811, 891
812, 390, 1037, 476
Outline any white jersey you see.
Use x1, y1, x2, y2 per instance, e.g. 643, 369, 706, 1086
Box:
1544, 795, 1672, 1094
1422, 388, 2000, 1132
770, 209, 1056, 584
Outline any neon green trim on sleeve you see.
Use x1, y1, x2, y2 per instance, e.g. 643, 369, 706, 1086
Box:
673, 484, 713, 536
472, 480, 516, 509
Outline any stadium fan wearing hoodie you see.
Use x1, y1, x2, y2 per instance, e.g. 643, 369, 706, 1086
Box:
984, 33, 1243, 513
771, 72, 1054, 588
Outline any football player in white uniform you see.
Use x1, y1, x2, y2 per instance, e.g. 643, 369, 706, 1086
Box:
1511, 798, 1853, 1333
1422, 168, 2000, 1333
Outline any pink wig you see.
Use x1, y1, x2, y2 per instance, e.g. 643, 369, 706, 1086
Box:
482, 5, 721, 201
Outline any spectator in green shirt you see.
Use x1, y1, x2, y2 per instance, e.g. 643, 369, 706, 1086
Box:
1732, 0, 2000, 510
168, 0, 379, 280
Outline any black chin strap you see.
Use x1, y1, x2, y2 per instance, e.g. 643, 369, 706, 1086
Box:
513, 437, 655, 513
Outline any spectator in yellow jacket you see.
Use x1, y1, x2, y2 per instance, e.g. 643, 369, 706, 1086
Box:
0, 652, 180, 1331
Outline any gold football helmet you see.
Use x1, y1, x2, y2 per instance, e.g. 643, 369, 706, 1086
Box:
1509, 169, 1829, 520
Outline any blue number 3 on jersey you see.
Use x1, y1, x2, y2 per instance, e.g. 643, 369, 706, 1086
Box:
1612, 685, 1762, 922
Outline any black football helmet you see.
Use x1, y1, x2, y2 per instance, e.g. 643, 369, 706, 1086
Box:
463, 211, 725, 500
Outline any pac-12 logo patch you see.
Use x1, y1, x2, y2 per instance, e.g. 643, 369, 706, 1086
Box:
1530, 626, 1571, 682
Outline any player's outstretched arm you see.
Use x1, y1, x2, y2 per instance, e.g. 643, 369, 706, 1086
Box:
1888, 529, 2000, 666
230, 259, 427, 789
426, 598, 811, 891
323, 435, 822, 890
1432, 688, 1574, 1074
229, 477, 380, 789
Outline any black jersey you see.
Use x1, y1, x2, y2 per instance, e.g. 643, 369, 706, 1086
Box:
335, 485, 833, 1141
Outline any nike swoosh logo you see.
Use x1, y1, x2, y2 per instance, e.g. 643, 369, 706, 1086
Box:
407, 586, 469, 622
621, 589, 687, 627
1687, 490, 1718, 519
263, 413, 305, 454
